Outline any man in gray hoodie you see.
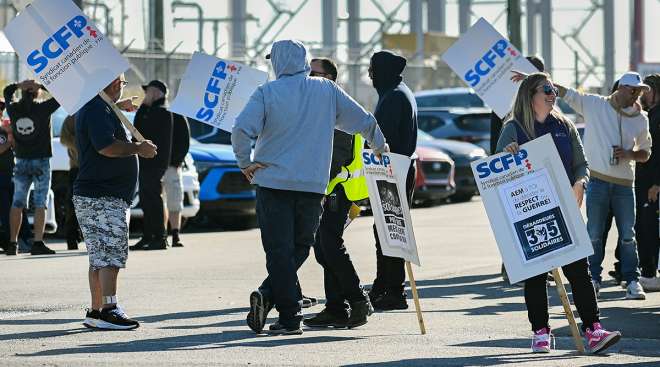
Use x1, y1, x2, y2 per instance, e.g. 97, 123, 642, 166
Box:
232, 39, 387, 335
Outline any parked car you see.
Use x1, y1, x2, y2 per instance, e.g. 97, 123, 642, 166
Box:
417, 107, 491, 153
413, 146, 456, 206
188, 140, 257, 227
415, 88, 486, 109
417, 130, 486, 202
49, 108, 200, 235
0, 118, 57, 234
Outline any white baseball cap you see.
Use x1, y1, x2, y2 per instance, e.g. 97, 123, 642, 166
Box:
618, 71, 650, 91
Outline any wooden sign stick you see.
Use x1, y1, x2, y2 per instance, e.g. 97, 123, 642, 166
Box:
99, 91, 145, 142
405, 261, 426, 335
551, 268, 585, 353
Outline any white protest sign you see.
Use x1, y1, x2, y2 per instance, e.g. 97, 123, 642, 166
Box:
441, 18, 538, 118
170, 52, 268, 132
363, 150, 420, 266
472, 134, 593, 283
3, 0, 129, 114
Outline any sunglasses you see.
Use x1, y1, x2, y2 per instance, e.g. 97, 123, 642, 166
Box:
310, 71, 328, 78
119, 80, 128, 87
537, 84, 558, 96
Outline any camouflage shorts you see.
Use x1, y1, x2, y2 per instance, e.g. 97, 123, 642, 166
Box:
73, 195, 130, 270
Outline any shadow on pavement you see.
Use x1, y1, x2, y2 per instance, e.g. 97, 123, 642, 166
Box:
16, 330, 363, 357
137, 307, 249, 323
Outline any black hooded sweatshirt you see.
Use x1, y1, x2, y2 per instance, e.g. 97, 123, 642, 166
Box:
370, 51, 417, 157
133, 97, 173, 172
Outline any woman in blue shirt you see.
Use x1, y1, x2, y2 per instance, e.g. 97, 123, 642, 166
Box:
496, 72, 620, 354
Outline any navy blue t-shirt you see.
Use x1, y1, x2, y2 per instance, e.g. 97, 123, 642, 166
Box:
513, 114, 575, 183
74, 96, 138, 204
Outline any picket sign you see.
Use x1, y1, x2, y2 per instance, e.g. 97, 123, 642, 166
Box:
170, 52, 268, 132
471, 134, 593, 351
441, 18, 538, 118
3, 0, 130, 115
362, 150, 425, 334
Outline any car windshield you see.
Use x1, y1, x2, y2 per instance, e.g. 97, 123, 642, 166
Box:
416, 93, 485, 108
456, 114, 490, 132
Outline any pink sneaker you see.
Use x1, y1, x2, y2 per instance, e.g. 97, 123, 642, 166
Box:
586, 322, 621, 354
531, 327, 553, 353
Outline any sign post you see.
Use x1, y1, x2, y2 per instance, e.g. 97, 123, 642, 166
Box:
363, 150, 425, 334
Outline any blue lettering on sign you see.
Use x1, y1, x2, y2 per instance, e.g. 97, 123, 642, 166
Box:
476, 149, 528, 179
27, 15, 88, 74
195, 60, 228, 122
464, 39, 510, 87
362, 152, 391, 167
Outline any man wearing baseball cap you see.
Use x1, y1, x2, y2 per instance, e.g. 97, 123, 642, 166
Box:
129, 80, 173, 251
556, 71, 652, 299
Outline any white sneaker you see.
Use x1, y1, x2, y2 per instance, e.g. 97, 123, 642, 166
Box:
626, 280, 646, 300
592, 280, 601, 298
639, 276, 660, 292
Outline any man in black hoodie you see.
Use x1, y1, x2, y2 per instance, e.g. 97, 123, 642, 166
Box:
367, 50, 418, 310
130, 80, 173, 251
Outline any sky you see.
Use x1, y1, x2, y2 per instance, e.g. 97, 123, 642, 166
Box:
1, 0, 659, 90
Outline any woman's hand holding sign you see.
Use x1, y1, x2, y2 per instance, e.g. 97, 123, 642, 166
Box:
504, 142, 520, 154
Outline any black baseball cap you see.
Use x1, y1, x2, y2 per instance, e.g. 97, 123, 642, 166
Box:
141, 80, 168, 95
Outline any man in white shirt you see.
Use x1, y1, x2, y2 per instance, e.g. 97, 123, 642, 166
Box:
559, 71, 652, 300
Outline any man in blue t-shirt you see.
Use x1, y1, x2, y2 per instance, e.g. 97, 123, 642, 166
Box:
73, 74, 157, 330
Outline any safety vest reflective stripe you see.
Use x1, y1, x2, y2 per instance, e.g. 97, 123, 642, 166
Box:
326, 134, 369, 201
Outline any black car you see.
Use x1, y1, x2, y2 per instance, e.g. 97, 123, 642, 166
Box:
417, 130, 487, 202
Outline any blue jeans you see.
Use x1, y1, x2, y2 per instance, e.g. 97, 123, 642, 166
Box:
255, 187, 323, 327
12, 158, 51, 208
586, 177, 640, 283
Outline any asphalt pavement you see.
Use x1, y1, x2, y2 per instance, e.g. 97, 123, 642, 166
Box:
1, 198, 659, 366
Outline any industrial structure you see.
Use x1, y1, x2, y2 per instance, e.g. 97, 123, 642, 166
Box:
0, 0, 654, 103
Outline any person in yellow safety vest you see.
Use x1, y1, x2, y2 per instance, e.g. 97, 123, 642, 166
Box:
302, 58, 375, 329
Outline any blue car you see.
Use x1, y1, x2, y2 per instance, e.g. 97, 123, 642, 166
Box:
188, 140, 256, 225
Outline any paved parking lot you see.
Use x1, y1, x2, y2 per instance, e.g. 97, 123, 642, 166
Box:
1, 198, 659, 366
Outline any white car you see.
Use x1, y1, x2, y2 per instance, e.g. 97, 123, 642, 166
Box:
49, 108, 200, 233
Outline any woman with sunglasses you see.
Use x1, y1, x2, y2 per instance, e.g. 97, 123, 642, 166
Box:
496, 72, 621, 354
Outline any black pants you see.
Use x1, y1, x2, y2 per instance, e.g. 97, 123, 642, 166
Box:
524, 258, 599, 332
256, 187, 323, 327
0, 173, 32, 245
313, 185, 366, 316
139, 168, 167, 241
635, 185, 659, 278
65, 168, 81, 242
372, 162, 416, 295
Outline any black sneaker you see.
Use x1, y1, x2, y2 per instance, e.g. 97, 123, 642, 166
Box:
83, 308, 101, 329
147, 238, 169, 250
129, 237, 151, 251
171, 238, 184, 248
302, 295, 318, 308
267, 321, 303, 335
5, 242, 17, 256
30, 241, 55, 255
246, 290, 272, 333
303, 308, 348, 328
347, 299, 374, 328
96, 305, 140, 330
371, 291, 408, 311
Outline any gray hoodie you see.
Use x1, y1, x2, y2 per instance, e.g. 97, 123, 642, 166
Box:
232, 40, 386, 194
